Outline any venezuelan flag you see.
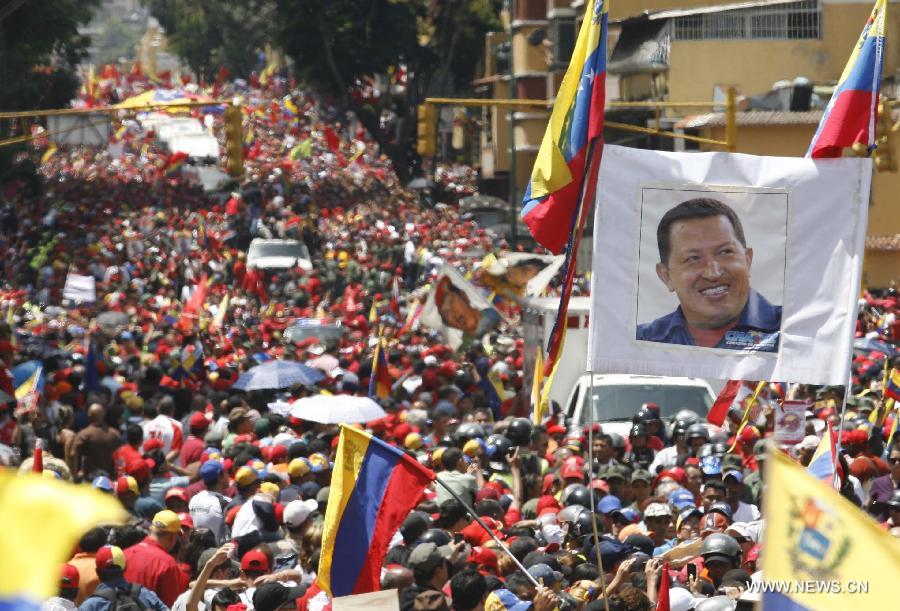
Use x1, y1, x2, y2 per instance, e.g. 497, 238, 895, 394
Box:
317, 425, 434, 597
521, 0, 607, 253
0, 471, 124, 611
163, 151, 188, 177
807, 0, 886, 158
367, 339, 391, 399
806, 422, 839, 490
763, 449, 900, 610
885, 368, 900, 401
521, 0, 607, 377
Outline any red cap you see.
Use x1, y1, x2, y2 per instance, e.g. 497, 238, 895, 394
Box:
125, 459, 151, 485
475, 487, 501, 503
467, 547, 499, 573
240, 549, 271, 572
143, 438, 165, 453
165, 487, 187, 503
536, 495, 561, 513
189, 412, 210, 431
561, 457, 584, 481
61, 563, 80, 589
178, 512, 194, 529
268, 444, 288, 463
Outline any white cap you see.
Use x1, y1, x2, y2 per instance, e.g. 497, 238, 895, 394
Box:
423, 355, 438, 366
284, 499, 318, 528
669, 587, 697, 611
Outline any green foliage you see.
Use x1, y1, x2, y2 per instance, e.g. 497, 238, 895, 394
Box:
0, 0, 101, 180
273, 0, 501, 179
143, 0, 277, 79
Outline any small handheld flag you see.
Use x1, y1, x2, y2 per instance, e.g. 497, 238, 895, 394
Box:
367, 339, 391, 400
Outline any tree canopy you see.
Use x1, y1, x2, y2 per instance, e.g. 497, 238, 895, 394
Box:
0, 0, 101, 180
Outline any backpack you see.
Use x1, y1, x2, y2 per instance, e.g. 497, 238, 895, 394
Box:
92, 584, 147, 611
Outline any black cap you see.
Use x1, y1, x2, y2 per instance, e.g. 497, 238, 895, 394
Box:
253, 583, 307, 611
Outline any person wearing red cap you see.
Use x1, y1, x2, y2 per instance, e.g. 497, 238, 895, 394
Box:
112, 424, 145, 479
41, 564, 80, 611
179, 412, 210, 468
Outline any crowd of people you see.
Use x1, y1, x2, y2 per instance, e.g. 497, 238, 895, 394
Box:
2, 73, 900, 611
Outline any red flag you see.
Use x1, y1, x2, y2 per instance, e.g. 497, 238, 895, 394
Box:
657, 561, 671, 611
324, 127, 341, 152
178, 273, 208, 332
708, 379, 742, 426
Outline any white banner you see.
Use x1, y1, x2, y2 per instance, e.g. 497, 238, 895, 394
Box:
587, 145, 870, 385
420, 264, 500, 349
62, 273, 96, 304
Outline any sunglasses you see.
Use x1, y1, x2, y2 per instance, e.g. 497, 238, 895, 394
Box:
888, 457, 900, 465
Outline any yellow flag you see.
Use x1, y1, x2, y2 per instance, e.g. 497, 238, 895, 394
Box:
6, 305, 14, 347
762, 449, 900, 609
532, 347, 545, 425
727, 380, 767, 452
0, 471, 124, 605
209, 293, 230, 334
40, 145, 57, 164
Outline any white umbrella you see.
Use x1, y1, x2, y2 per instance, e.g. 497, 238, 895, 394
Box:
290, 394, 386, 424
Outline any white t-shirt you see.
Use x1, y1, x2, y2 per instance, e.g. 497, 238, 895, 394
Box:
143, 415, 176, 454
190, 489, 230, 544
732, 501, 761, 523
171, 588, 218, 611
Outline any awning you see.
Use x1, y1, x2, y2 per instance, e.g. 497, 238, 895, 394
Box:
608, 18, 670, 75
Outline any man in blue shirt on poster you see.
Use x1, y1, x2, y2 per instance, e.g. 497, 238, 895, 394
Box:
636, 198, 781, 352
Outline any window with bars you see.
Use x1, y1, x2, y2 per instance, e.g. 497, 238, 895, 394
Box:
672, 1, 820, 41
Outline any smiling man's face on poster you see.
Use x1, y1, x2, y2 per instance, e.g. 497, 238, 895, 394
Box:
636, 196, 782, 352
657, 201, 753, 331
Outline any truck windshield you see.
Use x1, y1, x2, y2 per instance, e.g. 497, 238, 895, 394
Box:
581, 385, 713, 423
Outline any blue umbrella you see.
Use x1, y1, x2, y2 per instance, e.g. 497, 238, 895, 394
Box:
12, 360, 45, 395
232, 359, 325, 391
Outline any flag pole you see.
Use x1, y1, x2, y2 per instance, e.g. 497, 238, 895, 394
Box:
586, 371, 612, 611
433, 477, 541, 588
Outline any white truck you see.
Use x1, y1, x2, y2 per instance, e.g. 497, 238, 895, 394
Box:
521, 296, 591, 411
522, 296, 716, 436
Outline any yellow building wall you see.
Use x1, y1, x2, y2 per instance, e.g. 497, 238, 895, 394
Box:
704, 124, 900, 288
667, 6, 900, 107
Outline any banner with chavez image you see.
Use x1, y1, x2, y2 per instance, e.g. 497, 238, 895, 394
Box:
586, 145, 871, 385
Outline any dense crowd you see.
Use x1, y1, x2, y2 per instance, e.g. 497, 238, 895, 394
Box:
1, 76, 900, 611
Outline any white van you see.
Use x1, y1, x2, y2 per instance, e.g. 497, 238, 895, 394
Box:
564, 373, 716, 437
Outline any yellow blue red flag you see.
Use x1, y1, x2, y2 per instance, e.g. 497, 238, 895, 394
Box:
884, 367, 900, 401
763, 449, 900, 610
807, 0, 886, 158
0, 471, 124, 611
367, 338, 391, 399
521, 0, 608, 252
521, 0, 608, 376
317, 425, 434, 597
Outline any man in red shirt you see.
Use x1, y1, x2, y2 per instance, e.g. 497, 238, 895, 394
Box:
112, 424, 143, 477
179, 412, 209, 468
123, 510, 185, 606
